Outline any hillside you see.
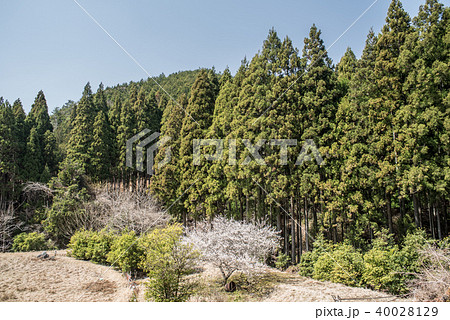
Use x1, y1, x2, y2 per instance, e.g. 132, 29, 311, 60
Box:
0, 251, 406, 302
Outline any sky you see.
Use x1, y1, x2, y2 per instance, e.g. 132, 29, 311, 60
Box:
0, 0, 426, 113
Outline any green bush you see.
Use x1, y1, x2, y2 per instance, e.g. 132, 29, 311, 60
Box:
12, 232, 50, 252
362, 230, 406, 294
313, 242, 364, 287
141, 224, 199, 302
89, 229, 116, 264
399, 230, 426, 274
275, 253, 290, 270
298, 230, 427, 295
107, 231, 144, 273
67, 229, 96, 260
298, 235, 332, 277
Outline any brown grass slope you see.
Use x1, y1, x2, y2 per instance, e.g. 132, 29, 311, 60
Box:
0, 252, 407, 302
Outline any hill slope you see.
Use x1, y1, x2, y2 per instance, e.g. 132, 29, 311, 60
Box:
0, 251, 407, 302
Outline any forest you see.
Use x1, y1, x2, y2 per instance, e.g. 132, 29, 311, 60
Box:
0, 0, 448, 301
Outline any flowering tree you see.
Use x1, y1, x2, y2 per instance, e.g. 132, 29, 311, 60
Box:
185, 217, 280, 284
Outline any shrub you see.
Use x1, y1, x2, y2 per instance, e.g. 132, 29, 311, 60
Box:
313, 242, 364, 287
107, 230, 144, 273
141, 224, 199, 302
67, 229, 96, 260
409, 243, 450, 301
362, 230, 406, 294
275, 253, 290, 270
298, 235, 332, 277
399, 230, 427, 274
89, 229, 116, 264
12, 232, 50, 252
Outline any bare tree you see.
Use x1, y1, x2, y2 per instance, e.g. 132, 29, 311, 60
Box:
23, 182, 54, 198
89, 188, 169, 234
185, 217, 280, 285
409, 244, 450, 301
0, 204, 23, 252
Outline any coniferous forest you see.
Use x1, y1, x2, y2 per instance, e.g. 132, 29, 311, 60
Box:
0, 0, 449, 299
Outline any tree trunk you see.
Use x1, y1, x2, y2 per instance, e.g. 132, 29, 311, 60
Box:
413, 192, 420, 227
290, 197, 296, 264
283, 208, 288, 255
304, 198, 309, 251
435, 203, 442, 240
386, 192, 393, 234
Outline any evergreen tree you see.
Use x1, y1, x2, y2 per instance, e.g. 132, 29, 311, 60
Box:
178, 70, 217, 221
66, 83, 97, 175
12, 99, 27, 181
24, 127, 44, 182
24, 91, 55, 182
90, 110, 114, 181
0, 99, 17, 199
151, 95, 187, 220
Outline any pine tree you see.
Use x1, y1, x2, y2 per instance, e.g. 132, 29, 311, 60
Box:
151, 95, 187, 220
178, 70, 217, 221
25, 90, 53, 136
397, 0, 448, 235
94, 83, 108, 115
0, 99, 17, 200
297, 24, 340, 245
116, 87, 137, 176
12, 99, 27, 181
66, 83, 97, 175
24, 127, 44, 182
369, 0, 411, 233
336, 47, 357, 86
23, 91, 55, 182
90, 110, 114, 181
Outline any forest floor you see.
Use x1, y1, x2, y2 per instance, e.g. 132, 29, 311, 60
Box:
0, 251, 408, 302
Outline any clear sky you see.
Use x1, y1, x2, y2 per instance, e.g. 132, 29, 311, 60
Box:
1, 0, 425, 113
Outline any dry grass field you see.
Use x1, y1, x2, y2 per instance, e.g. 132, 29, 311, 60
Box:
0, 251, 407, 302
0, 251, 130, 302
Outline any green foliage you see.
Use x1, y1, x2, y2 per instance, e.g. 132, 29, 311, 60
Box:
12, 232, 50, 252
362, 232, 405, 294
298, 235, 332, 277
275, 253, 291, 270
313, 242, 364, 287
43, 159, 90, 245
68, 229, 116, 264
67, 229, 96, 260
141, 224, 199, 302
107, 230, 144, 273
361, 230, 426, 294
300, 230, 429, 294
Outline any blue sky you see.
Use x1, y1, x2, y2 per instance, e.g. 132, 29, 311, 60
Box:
1, 0, 425, 113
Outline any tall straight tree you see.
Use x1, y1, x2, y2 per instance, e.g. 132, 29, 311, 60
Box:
151, 95, 187, 221
369, 0, 411, 233
12, 99, 27, 181
24, 91, 56, 182
178, 70, 217, 222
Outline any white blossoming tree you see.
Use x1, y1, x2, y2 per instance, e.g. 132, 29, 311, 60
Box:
185, 217, 280, 285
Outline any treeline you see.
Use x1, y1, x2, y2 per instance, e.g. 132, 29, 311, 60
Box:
1, 69, 199, 247
151, 0, 449, 264
0, 92, 59, 208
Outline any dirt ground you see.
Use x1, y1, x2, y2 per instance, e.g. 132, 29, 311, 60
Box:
0, 251, 131, 302
0, 252, 407, 302
189, 264, 407, 302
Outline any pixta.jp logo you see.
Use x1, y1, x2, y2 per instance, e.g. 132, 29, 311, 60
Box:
126, 129, 171, 175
